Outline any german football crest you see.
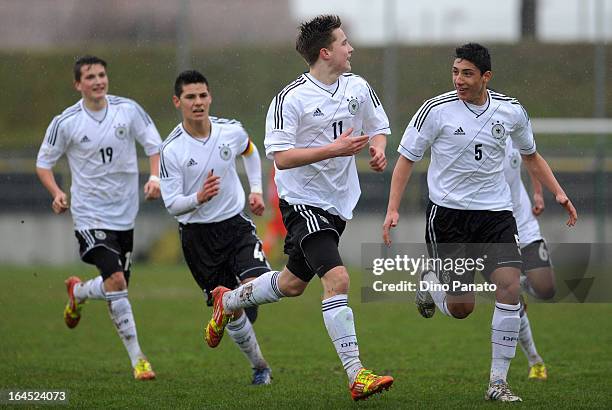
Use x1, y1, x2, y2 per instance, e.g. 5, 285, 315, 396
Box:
509, 151, 520, 169
219, 144, 232, 161
348, 97, 360, 115
491, 121, 506, 142
114, 123, 128, 140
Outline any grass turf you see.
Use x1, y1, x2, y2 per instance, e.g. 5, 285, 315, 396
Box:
1, 264, 611, 408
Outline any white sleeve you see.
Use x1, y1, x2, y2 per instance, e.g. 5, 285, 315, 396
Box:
159, 148, 199, 216
129, 101, 162, 156
397, 103, 439, 162
241, 142, 262, 193
36, 116, 70, 169
510, 105, 536, 155
362, 81, 391, 137
264, 95, 298, 159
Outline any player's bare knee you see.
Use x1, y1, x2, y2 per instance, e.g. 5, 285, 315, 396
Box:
104, 271, 127, 291
321, 266, 349, 295
531, 282, 556, 300
448, 302, 474, 319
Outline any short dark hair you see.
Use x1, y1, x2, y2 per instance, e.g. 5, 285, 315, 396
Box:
174, 70, 209, 97
296, 14, 342, 66
455, 43, 491, 74
74, 55, 107, 81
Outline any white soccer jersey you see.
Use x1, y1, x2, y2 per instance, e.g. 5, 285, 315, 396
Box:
504, 138, 543, 246
398, 89, 536, 211
36, 95, 162, 230
160, 118, 250, 224
264, 73, 390, 220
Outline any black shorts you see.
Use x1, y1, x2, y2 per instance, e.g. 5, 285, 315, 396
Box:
179, 213, 270, 298
425, 201, 522, 294
74, 229, 133, 280
279, 199, 346, 282
521, 239, 552, 272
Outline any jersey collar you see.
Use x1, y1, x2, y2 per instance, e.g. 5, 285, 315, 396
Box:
462, 89, 491, 118
303, 73, 341, 97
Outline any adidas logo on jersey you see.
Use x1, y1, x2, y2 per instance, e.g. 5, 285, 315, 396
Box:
187, 158, 198, 167
453, 127, 465, 135
80, 135, 91, 143
313, 108, 324, 117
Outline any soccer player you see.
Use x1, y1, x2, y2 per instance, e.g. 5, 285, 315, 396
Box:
504, 138, 555, 381
203, 15, 394, 401
36, 55, 161, 380
159, 70, 272, 385
382, 43, 577, 401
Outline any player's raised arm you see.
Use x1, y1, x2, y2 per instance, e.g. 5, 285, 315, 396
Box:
144, 153, 161, 200
521, 152, 577, 226
273, 127, 368, 170
382, 156, 414, 245
241, 139, 265, 216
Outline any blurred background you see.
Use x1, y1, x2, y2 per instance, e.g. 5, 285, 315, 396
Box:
0, 0, 610, 267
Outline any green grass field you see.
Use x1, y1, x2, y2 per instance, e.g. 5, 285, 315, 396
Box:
2, 264, 611, 409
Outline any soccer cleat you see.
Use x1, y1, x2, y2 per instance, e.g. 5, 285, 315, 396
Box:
133, 358, 156, 381
64, 276, 85, 329
252, 367, 272, 385
349, 368, 394, 401
485, 380, 522, 402
415, 271, 435, 318
528, 362, 548, 381
205, 286, 234, 348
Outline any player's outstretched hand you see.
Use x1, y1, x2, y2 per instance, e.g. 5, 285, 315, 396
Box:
52, 191, 69, 214
331, 127, 369, 157
144, 177, 161, 201
249, 192, 265, 216
369, 146, 387, 172
382, 210, 399, 246
556, 193, 577, 226
532, 192, 545, 216
197, 170, 221, 204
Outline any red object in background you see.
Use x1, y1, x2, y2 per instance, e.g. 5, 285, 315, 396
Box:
262, 167, 286, 256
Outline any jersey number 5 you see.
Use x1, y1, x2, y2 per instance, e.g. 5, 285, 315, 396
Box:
474, 144, 483, 161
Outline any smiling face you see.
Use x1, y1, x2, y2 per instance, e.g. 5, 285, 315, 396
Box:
452, 58, 491, 105
324, 28, 353, 74
74, 64, 108, 103
173, 82, 212, 122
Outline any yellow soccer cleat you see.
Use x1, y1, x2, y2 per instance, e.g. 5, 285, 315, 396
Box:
63, 276, 85, 329
133, 358, 156, 381
204, 286, 234, 348
528, 362, 548, 381
349, 368, 394, 401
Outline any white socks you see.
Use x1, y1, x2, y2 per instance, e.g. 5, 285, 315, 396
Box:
422, 270, 452, 317
106, 290, 144, 367
73, 276, 105, 302
226, 313, 268, 370
490, 302, 521, 383
518, 305, 543, 366
224, 271, 283, 311
322, 295, 363, 384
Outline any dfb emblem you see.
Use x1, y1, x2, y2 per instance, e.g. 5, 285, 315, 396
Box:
219, 144, 232, 161
491, 121, 506, 142
94, 230, 107, 240
114, 124, 128, 140
509, 151, 520, 169
348, 98, 359, 115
